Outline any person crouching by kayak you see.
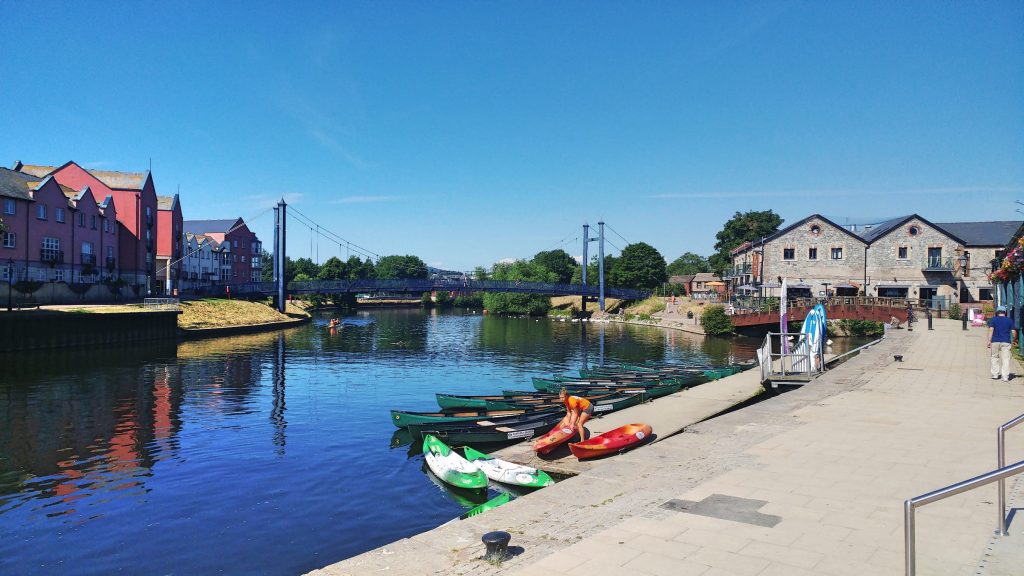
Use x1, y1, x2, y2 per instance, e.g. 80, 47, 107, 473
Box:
558, 388, 594, 443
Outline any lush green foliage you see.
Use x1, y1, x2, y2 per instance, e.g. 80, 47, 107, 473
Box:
531, 249, 578, 284
261, 249, 274, 283
420, 292, 433, 307
482, 259, 554, 315
700, 304, 735, 335
949, 303, 962, 320
571, 254, 617, 285
666, 252, 710, 276
708, 210, 783, 274
434, 290, 453, 307
453, 293, 484, 308
473, 266, 488, 280
374, 255, 428, 280
293, 273, 313, 282
828, 319, 884, 337
609, 242, 668, 290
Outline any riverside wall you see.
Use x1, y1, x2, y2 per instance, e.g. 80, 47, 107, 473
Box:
0, 310, 179, 351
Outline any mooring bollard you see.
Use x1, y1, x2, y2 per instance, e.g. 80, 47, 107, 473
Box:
482, 531, 511, 562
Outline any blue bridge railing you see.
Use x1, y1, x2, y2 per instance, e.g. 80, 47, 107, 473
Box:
189, 279, 650, 300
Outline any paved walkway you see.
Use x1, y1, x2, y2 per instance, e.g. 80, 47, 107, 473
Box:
312, 319, 1024, 576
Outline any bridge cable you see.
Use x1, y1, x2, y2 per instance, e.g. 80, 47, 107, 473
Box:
604, 223, 631, 247
158, 205, 275, 278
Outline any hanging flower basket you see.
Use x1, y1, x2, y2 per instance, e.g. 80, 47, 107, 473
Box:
988, 237, 1024, 284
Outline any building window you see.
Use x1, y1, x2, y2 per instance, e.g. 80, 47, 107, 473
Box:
91, 215, 97, 229
54, 268, 64, 282
808, 248, 817, 260
909, 225, 920, 236
78, 212, 85, 227
104, 219, 109, 232
2, 232, 15, 248
242, 255, 247, 263
3, 199, 14, 215
898, 247, 908, 259
36, 204, 47, 220
107, 246, 114, 258
56, 207, 65, 223
810, 224, 821, 236
831, 247, 843, 260
783, 248, 795, 260
980, 288, 994, 301
233, 240, 238, 248
41, 237, 60, 262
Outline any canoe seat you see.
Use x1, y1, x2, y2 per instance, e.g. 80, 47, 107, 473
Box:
495, 426, 514, 432
477, 420, 494, 426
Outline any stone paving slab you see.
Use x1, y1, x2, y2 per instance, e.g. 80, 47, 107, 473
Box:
312, 319, 1024, 576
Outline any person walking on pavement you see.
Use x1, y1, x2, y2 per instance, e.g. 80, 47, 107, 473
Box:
987, 306, 1017, 381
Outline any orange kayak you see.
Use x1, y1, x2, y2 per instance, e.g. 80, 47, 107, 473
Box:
568, 423, 652, 460
532, 424, 576, 454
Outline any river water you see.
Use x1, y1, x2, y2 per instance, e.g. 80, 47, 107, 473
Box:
0, 309, 773, 574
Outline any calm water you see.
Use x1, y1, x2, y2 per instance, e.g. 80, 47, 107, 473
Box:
0, 309, 765, 575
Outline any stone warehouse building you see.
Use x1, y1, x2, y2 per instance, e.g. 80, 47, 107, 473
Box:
729, 214, 1022, 305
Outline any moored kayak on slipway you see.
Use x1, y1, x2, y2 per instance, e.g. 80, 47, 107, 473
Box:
422, 434, 488, 489
463, 446, 554, 488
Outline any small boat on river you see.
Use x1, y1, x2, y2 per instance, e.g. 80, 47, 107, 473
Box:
421, 411, 566, 444
392, 406, 559, 428
463, 446, 554, 488
423, 434, 488, 489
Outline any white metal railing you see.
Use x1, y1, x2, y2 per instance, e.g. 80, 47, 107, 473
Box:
756, 331, 824, 383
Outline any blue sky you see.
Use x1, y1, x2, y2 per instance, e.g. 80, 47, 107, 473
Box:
1, 1, 1021, 271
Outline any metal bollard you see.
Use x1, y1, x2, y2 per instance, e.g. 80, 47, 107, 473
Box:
927, 309, 933, 330
963, 312, 968, 331
482, 531, 511, 562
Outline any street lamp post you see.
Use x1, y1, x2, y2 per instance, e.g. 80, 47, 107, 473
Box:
6, 258, 13, 312
958, 253, 970, 331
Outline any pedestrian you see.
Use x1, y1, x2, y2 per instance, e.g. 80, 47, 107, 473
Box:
987, 306, 1017, 382
558, 388, 594, 443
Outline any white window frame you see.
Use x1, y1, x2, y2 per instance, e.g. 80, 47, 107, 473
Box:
3, 199, 14, 215
36, 204, 47, 220
831, 247, 843, 260
55, 207, 65, 223
2, 231, 15, 249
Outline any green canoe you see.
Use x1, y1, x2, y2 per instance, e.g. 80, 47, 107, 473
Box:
392, 406, 555, 428
422, 434, 488, 489
460, 492, 510, 519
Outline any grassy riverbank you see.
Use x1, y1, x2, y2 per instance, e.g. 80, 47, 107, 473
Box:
178, 299, 308, 329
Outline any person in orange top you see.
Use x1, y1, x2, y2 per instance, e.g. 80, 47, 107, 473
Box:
558, 388, 594, 443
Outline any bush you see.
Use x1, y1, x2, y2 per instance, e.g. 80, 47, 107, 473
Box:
453, 293, 484, 308
949, 303, 962, 320
983, 303, 995, 317
420, 292, 433, 307
700, 305, 734, 335
483, 292, 551, 316
434, 290, 452, 308
828, 319, 884, 337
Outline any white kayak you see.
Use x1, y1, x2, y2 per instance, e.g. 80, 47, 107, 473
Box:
463, 446, 554, 488
422, 434, 487, 489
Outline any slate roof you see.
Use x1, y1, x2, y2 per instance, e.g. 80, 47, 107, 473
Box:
856, 216, 915, 243
760, 214, 867, 247
0, 167, 38, 201
933, 221, 1023, 247
692, 272, 721, 283
670, 274, 696, 285
184, 219, 238, 234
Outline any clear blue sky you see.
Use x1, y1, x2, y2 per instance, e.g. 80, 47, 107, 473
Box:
1, 1, 1021, 271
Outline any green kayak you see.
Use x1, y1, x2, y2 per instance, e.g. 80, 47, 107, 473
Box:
423, 434, 488, 489
460, 492, 510, 519
463, 446, 554, 488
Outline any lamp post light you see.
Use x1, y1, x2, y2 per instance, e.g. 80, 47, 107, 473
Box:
958, 253, 970, 331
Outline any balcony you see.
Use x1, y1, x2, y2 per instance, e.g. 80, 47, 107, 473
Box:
40, 249, 64, 264
81, 253, 97, 266
923, 257, 954, 272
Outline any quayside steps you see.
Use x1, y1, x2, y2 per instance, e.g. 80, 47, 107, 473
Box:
903, 410, 1024, 575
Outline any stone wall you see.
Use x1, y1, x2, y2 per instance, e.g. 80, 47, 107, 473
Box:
761, 216, 867, 294
1, 281, 131, 306
0, 310, 179, 351
865, 217, 960, 300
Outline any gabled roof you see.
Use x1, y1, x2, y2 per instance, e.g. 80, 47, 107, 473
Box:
88, 169, 149, 190
670, 274, 696, 284
13, 162, 56, 178
692, 272, 721, 282
157, 194, 178, 211
184, 218, 241, 234
98, 195, 115, 215
762, 214, 866, 246
0, 167, 37, 201
933, 221, 1023, 247
857, 215, 914, 243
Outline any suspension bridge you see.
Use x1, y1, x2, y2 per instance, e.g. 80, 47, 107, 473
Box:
209, 199, 650, 309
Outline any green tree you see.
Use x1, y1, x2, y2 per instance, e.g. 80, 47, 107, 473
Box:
348, 256, 375, 280
700, 304, 735, 335
531, 249, 578, 284
571, 254, 617, 285
610, 242, 667, 290
293, 272, 314, 282
708, 210, 783, 274
483, 259, 554, 315
261, 249, 274, 282
375, 255, 428, 279
473, 266, 488, 280
292, 257, 320, 281
666, 252, 710, 277
318, 256, 347, 280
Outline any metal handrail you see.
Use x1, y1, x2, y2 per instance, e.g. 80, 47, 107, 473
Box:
997, 412, 1024, 535
904, 459, 1024, 575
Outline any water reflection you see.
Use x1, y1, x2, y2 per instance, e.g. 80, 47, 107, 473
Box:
0, 309, 760, 575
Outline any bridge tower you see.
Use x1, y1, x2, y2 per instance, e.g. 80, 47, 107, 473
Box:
580, 222, 607, 313
274, 198, 287, 312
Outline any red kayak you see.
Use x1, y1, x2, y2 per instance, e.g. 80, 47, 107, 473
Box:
533, 424, 576, 454
568, 423, 652, 460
